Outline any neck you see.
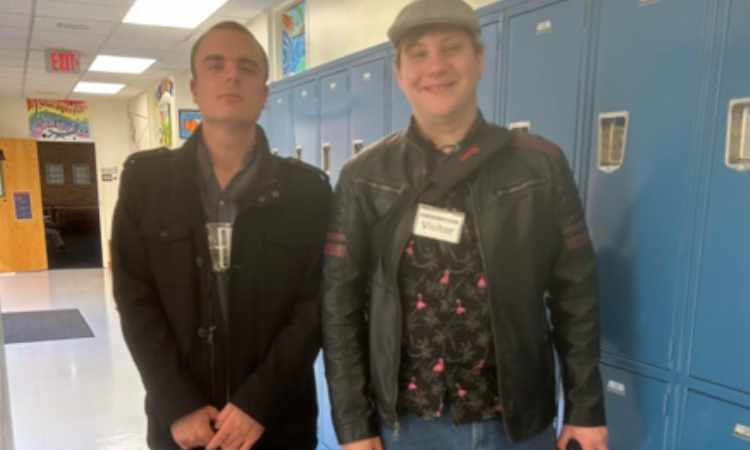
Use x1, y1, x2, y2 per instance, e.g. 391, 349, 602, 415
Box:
202, 121, 256, 189
414, 107, 478, 152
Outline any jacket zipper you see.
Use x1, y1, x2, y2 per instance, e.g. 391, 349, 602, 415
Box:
469, 183, 513, 434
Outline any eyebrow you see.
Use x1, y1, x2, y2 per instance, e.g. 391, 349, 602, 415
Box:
202, 54, 260, 68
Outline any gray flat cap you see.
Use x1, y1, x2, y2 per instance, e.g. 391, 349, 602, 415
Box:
387, 0, 480, 45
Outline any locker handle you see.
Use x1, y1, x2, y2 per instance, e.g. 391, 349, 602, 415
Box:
322, 143, 331, 174
735, 423, 750, 442
352, 139, 364, 156
509, 121, 531, 133
598, 111, 629, 173
725, 98, 750, 172
295, 146, 303, 161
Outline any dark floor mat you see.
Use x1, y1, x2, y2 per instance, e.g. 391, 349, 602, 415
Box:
2, 309, 94, 344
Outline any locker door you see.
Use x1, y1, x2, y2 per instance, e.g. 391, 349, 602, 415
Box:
690, 0, 750, 393
268, 89, 293, 157
293, 80, 320, 166
320, 71, 350, 184
258, 105, 270, 137
351, 58, 386, 156
477, 18, 500, 123
680, 391, 750, 450
505, 0, 586, 167
599, 364, 671, 450
314, 353, 339, 450
390, 61, 411, 133
586, 0, 707, 369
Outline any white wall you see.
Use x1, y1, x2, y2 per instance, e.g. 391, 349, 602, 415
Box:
0, 96, 136, 268
248, 0, 498, 81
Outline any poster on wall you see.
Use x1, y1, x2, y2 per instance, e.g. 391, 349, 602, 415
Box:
178, 109, 202, 139
27, 99, 91, 141
156, 78, 175, 148
13, 192, 32, 220
281, 1, 306, 77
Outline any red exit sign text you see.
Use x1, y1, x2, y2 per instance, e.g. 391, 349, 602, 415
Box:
45, 49, 81, 74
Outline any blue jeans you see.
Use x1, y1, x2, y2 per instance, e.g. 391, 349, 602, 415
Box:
380, 411, 557, 450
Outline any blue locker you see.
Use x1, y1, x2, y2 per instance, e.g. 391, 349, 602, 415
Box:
679, 391, 750, 450
390, 60, 412, 133
599, 364, 670, 450
351, 58, 386, 152
321, 71, 350, 184
477, 18, 500, 123
293, 80, 321, 166
504, 0, 586, 166
258, 105, 270, 136
268, 89, 294, 157
586, 0, 707, 369
314, 352, 339, 450
690, 0, 750, 394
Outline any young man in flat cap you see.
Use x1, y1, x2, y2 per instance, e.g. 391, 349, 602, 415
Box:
322, 0, 608, 449
112, 21, 330, 450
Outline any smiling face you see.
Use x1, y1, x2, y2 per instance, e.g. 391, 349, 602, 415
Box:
190, 28, 268, 126
395, 26, 484, 127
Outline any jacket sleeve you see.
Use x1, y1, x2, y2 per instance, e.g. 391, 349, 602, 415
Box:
546, 152, 607, 427
229, 177, 332, 427
321, 164, 379, 444
111, 157, 206, 427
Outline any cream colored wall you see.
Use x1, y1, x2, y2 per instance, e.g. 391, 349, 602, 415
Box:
0, 96, 136, 268
247, 0, 499, 81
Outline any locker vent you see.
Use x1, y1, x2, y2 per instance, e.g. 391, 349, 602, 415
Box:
322, 143, 331, 174
598, 112, 629, 173
725, 98, 750, 171
509, 121, 531, 133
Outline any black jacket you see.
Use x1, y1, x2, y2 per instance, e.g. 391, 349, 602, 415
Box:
321, 121, 605, 444
112, 126, 331, 450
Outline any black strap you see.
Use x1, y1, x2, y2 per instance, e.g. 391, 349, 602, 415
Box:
371, 125, 513, 270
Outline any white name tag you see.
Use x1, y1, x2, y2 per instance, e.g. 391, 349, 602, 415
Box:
413, 204, 466, 244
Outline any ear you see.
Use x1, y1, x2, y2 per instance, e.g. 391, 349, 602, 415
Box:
393, 62, 405, 92
190, 77, 198, 104
477, 48, 486, 79
259, 83, 269, 108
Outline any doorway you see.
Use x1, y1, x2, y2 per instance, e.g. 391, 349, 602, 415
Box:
36, 142, 102, 269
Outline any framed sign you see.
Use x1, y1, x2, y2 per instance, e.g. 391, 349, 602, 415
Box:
178, 109, 202, 139
13, 192, 32, 220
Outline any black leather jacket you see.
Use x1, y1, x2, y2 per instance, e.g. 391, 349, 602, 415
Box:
321, 120, 605, 444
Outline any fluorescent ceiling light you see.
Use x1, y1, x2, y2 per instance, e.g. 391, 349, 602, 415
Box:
74, 82, 125, 95
89, 55, 156, 74
123, 0, 231, 29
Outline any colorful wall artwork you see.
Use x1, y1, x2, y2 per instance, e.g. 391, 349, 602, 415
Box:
282, 1, 306, 77
27, 99, 91, 141
178, 110, 203, 139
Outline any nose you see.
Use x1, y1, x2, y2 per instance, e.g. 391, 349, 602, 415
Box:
225, 62, 241, 83
425, 51, 450, 77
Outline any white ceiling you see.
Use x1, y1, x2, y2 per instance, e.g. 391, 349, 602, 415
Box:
0, 0, 279, 99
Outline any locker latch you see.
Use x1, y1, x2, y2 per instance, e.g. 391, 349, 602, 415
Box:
598, 111, 629, 173
725, 98, 750, 172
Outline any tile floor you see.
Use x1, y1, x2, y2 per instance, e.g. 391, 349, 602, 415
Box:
0, 269, 338, 450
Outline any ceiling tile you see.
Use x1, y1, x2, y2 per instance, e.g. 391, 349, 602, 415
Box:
0, 0, 33, 15
33, 16, 117, 35
31, 29, 107, 52
0, 13, 31, 29
36, 0, 131, 22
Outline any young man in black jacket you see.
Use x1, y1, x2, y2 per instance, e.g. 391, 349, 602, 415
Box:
321, 1, 608, 449
112, 21, 331, 450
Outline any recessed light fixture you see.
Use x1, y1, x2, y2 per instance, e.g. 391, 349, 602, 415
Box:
74, 82, 125, 95
90, 55, 156, 74
123, 0, 230, 29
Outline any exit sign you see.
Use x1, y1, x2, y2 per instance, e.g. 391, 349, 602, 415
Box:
45, 49, 81, 74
